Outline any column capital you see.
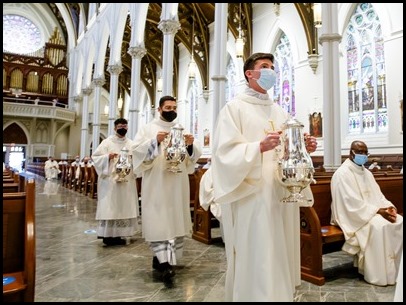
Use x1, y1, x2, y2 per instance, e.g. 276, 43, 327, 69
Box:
319, 33, 342, 44
73, 95, 83, 103
92, 77, 106, 87
127, 46, 147, 59
107, 64, 123, 75
158, 19, 181, 35
82, 88, 93, 96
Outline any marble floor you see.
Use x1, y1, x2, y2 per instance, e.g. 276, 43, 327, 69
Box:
29, 173, 397, 302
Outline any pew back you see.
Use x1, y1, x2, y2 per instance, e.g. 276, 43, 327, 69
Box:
3, 179, 36, 302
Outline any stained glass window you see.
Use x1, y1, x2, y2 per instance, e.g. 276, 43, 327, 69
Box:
346, 3, 387, 134
3, 14, 42, 55
273, 33, 295, 115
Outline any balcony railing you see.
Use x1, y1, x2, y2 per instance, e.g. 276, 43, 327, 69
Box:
3, 97, 75, 122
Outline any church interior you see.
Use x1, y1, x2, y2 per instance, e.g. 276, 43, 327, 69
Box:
3, 3, 403, 302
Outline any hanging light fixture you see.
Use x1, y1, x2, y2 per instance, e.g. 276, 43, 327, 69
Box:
235, 3, 245, 58
313, 3, 322, 28
188, 11, 197, 80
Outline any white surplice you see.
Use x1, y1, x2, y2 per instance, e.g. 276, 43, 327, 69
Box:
131, 118, 202, 242
330, 158, 403, 286
91, 135, 140, 225
44, 159, 59, 179
210, 88, 314, 302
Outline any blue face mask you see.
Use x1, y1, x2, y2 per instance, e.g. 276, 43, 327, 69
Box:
254, 68, 277, 91
353, 153, 368, 166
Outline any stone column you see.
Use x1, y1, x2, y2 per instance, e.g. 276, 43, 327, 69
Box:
127, 46, 147, 139
107, 64, 123, 135
211, 3, 228, 135
158, 19, 181, 96
319, 3, 342, 171
91, 77, 105, 152
80, 88, 92, 158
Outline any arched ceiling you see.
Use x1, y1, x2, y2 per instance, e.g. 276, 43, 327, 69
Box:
5, 3, 317, 105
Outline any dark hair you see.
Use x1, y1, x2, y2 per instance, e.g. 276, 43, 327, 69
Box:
243, 52, 274, 82
159, 95, 176, 108
114, 118, 128, 126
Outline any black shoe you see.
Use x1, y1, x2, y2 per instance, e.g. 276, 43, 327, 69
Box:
152, 257, 160, 270
161, 268, 175, 282
103, 237, 126, 246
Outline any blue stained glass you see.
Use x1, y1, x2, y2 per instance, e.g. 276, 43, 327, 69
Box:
3, 14, 42, 54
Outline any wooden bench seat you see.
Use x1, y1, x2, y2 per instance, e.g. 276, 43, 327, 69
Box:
3, 183, 20, 193
3, 179, 36, 302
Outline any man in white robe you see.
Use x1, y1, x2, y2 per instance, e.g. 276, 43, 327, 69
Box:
132, 95, 202, 283
208, 53, 318, 302
92, 118, 140, 246
330, 140, 403, 286
44, 156, 59, 180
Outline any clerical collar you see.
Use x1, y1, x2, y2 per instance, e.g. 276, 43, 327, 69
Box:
244, 86, 269, 100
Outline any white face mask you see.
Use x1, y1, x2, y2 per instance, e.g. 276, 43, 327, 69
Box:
253, 68, 277, 91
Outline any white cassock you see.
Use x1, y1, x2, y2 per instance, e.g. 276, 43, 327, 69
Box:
44, 159, 59, 179
91, 135, 140, 230
210, 88, 314, 302
131, 117, 202, 242
330, 158, 403, 286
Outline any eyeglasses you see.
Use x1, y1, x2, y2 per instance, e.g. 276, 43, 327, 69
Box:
352, 150, 370, 157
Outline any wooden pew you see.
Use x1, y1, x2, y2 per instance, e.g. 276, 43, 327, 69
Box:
300, 175, 403, 285
3, 183, 20, 193
88, 166, 98, 199
3, 179, 36, 302
192, 168, 222, 244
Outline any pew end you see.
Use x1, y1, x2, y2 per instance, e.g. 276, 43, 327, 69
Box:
3, 179, 36, 302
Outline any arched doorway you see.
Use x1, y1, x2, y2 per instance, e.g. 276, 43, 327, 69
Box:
3, 123, 28, 171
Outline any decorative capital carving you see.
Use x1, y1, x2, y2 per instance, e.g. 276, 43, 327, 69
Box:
82, 88, 93, 96
128, 46, 147, 59
273, 3, 280, 16
92, 77, 106, 87
308, 54, 319, 74
107, 64, 123, 75
158, 19, 181, 35
319, 33, 342, 44
73, 95, 83, 103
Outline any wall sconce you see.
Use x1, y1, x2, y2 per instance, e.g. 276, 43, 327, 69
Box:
188, 12, 197, 80
104, 104, 109, 115
235, 3, 245, 58
313, 3, 322, 28
308, 3, 322, 74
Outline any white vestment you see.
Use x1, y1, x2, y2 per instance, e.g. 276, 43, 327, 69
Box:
92, 135, 140, 225
210, 88, 314, 302
330, 158, 403, 286
131, 118, 202, 242
394, 251, 403, 302
44, 159, 59, 179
